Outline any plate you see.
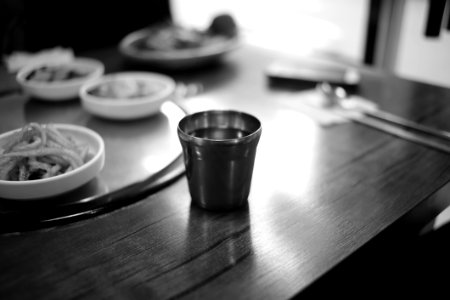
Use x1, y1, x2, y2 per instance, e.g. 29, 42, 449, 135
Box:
0, 124, 105, 200
118, 25, 239, 70
79, 71, 176, 120
16, 57, 104, 101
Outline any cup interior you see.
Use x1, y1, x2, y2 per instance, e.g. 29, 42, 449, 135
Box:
178, 110, 261, 143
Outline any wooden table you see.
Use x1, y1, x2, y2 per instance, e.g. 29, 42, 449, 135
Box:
1, 44, 450, 299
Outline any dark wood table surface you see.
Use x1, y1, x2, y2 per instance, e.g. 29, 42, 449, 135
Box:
1, 44, 450, 299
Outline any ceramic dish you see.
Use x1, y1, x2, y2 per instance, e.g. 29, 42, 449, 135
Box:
79, 72, 176, 120
16, 57, 104, 101
0, 124, 105, 200
118, 26, 239, 70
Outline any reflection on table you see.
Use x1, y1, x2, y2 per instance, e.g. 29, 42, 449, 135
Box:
1, 43, 450, 299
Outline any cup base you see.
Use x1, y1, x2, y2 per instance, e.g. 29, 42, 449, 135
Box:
191, 199, 249, 212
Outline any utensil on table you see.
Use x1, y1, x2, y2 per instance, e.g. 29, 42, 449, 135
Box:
317, 82, 450, 154
318, 82, 450, 141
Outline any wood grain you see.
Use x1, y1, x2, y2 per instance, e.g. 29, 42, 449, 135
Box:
1, 45, 450, 299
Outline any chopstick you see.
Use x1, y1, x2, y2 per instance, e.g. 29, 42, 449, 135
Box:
317, 82, 450, 151
364, 109, 450, 142
341, 111, 450, 154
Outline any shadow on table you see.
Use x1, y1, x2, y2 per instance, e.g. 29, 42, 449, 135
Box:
298, 203, 450, 299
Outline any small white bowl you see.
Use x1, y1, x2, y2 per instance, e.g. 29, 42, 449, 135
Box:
79, 72, 176, 120
16, 57, 104, 101
0, 124, 105, 200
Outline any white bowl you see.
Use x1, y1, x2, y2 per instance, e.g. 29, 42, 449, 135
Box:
79, 72, 176, 120
0, 124, 105, 200
16, 57, 104, 101
119, 27, 239, 70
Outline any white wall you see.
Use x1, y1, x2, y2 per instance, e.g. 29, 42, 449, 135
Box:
170, 1, 450, 89
395, 0, 450, 88
170, 0, 368, 62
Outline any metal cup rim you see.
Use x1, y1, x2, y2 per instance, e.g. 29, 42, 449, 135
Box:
177, 109, 262, 144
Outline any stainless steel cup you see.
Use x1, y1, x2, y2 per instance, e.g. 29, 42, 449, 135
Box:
178, 110, 262, 211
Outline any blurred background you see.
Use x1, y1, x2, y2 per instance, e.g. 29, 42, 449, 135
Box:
171, 0, 450, 89
1, 0, 449, 88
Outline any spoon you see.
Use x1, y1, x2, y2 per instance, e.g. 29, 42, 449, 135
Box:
316, 82, 347, 108
316, 82, 450, 142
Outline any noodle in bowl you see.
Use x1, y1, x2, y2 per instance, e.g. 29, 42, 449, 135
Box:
0, 123, 105, 200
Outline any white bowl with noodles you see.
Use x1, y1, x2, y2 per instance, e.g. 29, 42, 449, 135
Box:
0, 123, 105, 200
16, 57, 104, 101
79, 71, 176, 120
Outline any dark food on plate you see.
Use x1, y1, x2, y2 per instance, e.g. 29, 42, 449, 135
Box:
207, 14, 238, 38
133, 14, 237, 52
87, 79, 165, 99
0, 123, 89, 181
134, 24, 227, 51
25, 65, 91, 82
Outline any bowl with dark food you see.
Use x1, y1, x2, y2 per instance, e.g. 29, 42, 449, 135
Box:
0, 123, 105, 200
119, 14, 239, 70
16, 57, 104, 101
79, 71, 176, 120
